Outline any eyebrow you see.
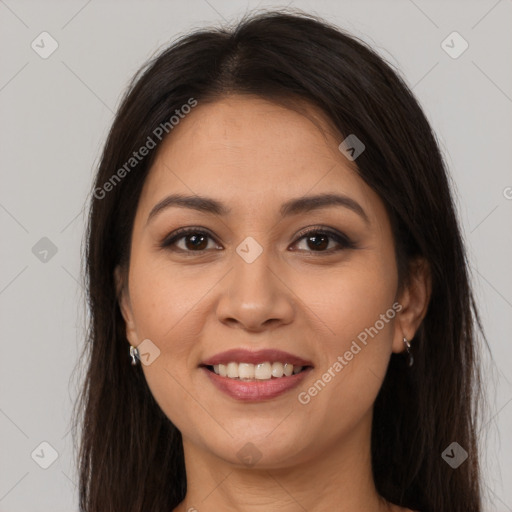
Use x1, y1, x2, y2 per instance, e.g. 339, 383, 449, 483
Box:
146, 192, 370, 225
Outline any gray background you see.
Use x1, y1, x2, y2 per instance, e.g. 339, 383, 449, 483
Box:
0, 0, 511, 510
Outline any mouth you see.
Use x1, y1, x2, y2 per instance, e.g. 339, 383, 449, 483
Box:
199, 348, 314, 401
201, 362, 313, 381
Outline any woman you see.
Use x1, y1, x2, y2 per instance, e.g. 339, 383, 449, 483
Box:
73, 9, 487, 512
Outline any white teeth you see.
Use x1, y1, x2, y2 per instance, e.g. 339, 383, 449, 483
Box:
227, 362, 238, 378
211, 362, 304, 380
255, 362, 272, 380
271, 362, 284, 378
239, 363, 255, 380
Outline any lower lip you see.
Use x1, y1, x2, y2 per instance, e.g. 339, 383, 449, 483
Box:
201, 366, 312, 401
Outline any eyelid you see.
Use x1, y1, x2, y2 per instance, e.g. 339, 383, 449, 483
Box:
160, 225, 356, 253
160, 226, 219, 251
293, 225, 355, 248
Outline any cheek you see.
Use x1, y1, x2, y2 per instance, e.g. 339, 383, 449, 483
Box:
126, 256, 224, 407
129, 242, 398, 370
126, 232, 399, 442
301, 251, 398, 395
127, 261, 205, 429
301, 251, 397, 338
128, 262, 201, 360
290, 269, 398, 444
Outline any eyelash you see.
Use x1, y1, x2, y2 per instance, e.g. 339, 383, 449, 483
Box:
160, 226, 356, 256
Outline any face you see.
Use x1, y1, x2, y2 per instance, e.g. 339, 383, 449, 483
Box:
116, 95, 414, 468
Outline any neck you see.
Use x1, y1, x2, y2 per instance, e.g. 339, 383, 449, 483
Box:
173, 411, 394, 512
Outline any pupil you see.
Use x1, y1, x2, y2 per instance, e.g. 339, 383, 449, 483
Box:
309, 235, 328, 250
184, 233, 330, 251
187, 234, 207, 250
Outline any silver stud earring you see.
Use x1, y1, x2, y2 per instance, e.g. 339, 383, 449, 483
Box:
130, 345, 140, 366
403, 337, 414, 367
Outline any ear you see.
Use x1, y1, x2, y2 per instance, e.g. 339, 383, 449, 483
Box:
392, 256, 432, 354
114, 265, 139, 347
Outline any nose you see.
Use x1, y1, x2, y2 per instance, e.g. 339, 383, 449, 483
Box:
215, 246, 295, 333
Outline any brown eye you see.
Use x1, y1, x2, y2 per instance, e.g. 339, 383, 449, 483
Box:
293, 228, 355, 253
161, 228, 218, 252
181, 232, 209, 251
303, 233, 330, 251
161, 226, 355, 255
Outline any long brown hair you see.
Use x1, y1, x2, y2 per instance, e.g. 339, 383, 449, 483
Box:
72, 8, 489, 511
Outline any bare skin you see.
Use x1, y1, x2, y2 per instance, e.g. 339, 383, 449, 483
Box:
116, 95, 430, 512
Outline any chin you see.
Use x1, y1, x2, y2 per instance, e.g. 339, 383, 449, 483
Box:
202, 427, 310, 469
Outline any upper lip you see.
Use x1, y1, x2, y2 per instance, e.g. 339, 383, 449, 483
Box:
200, 348, 314, 367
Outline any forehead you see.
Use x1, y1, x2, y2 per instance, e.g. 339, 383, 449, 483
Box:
137, 95, 384, 222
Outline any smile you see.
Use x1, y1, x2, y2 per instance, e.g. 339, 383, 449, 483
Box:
208, 361, 307, 380
200, 348, 314, 401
